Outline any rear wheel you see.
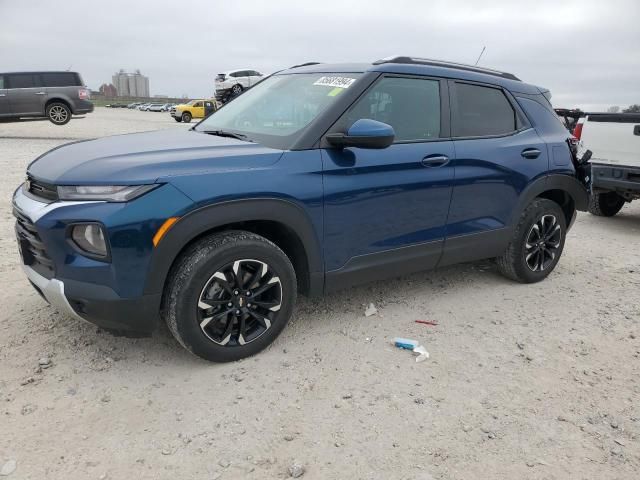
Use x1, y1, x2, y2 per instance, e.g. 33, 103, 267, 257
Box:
181, 112, 192, 123
497, 198, 566, 283
164, 231, 297, 362
588, 192, 625, 217
46, 102, 71, 125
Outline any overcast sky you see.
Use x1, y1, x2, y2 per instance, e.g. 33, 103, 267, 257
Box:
1, 0, 638, 110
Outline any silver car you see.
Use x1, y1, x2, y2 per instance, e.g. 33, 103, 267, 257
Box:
0, 71, 94, 125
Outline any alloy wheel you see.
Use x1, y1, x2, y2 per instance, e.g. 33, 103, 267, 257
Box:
197, 259, 282, 346
49, 106, 68, 123
524, 214, 562, 272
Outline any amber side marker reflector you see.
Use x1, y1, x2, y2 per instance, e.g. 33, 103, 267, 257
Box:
153, 217, 179, 247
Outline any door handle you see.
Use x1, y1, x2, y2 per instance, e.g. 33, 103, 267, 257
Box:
521, 148, 541, 159
421, 155, 450, 168
34, 92, 46, 95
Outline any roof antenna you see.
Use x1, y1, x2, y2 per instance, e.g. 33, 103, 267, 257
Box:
474, 46, 486, 66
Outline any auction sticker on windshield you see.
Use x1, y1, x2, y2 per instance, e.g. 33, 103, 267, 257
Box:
313, 76, 357, 89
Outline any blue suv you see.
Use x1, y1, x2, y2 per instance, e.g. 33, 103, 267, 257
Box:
13, 57, 588, 362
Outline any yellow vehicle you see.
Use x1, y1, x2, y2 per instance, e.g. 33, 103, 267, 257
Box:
170, 99, 217, 123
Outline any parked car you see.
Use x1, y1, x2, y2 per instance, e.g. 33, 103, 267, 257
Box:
574, 112, 640, 216
170, 99, 216, 123
13, 56, 588, 362
138, 103, 152, 111
147, 103, 167, 112
127, 102, 143, 109
0, 71, 93, 125
215, 69, 263, 103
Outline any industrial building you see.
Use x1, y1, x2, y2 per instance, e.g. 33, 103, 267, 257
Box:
111, 69, 150, 97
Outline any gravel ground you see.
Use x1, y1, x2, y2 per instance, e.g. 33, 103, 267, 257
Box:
1, 108, 639, 479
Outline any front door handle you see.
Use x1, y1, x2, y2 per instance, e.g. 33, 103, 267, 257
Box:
34, 92, 46, 95
521, 148, 541, 159
421, 155, 450, 168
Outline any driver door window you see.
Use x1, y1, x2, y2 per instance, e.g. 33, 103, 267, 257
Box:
340, 77, 441, 142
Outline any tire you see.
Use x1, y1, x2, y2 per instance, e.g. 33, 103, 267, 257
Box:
164, 231, 297, 362
182, 112, 192, 123
496, 198, 567, 283
588, 192, 625, 217
232, 84, 243, 95
46, 102, 71, 125
174, 117, 182, 123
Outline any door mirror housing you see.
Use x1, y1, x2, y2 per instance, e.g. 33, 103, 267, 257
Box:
326, 119, 395, 149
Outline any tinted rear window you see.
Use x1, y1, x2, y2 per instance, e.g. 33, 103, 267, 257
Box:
453, 82, 516, 137
7, 73, 41, 89
42, 72, 81, 87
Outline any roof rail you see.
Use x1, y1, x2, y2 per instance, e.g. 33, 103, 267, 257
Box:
372, 56, 521, 81
289, 62, 322, 69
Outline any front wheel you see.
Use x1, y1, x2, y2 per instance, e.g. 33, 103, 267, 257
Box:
496, 198, 566, 283
181, 112, 192, 123
174, 117, 182, 122
46, 102, 71, 125
231, 84, 243, 95
164, 231, 297, 362
588, 192, 625, 217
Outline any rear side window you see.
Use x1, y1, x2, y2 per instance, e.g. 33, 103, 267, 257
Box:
0, 76, 4, 89
452, 83, 516, 137
42, 72, 81, 87
7, 73, 41, 89
341, 76, 441, 142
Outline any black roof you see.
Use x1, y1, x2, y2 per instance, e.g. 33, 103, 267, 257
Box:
372, 56, 520, 81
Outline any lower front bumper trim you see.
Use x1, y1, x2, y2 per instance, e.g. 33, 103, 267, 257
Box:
23, 265, 88, 323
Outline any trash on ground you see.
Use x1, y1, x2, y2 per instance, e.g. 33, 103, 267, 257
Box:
393, 338, 430, 362
393, 337, 419, 350
415, 320, 438, 326
364, 303, 378, 317
413, 345, 430, 362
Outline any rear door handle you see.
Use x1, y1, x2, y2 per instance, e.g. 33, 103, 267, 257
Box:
34, 92, 46, 95
421, 155, 450, 168
521, 148, 541, 159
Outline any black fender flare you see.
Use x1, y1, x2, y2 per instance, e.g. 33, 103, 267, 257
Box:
143, 198, 323, 296
510, 173, 589, 227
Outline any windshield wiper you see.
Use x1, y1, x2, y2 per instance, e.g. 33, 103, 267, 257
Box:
200, 129, 252, 142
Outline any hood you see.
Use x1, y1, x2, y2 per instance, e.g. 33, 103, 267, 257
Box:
27, 129, 284, 185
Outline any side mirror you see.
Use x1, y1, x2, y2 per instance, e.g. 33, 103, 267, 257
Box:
326, 119, 395, 149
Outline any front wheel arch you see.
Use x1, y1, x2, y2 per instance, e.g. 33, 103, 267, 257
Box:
146, 199, 323, 298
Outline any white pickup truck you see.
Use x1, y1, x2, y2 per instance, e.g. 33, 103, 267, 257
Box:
575, 113, 640, 216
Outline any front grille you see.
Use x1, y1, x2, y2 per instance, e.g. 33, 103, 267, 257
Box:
27, 177, 58, 202
13, 208, 54, 279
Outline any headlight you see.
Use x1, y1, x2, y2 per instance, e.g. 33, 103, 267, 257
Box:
57, 184, 158, 202
71, 223, 108, 257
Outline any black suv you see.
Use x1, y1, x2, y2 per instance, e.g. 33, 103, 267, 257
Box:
0, 71, 93, 125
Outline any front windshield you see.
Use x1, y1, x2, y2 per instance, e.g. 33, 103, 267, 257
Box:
196, 73, 363, 146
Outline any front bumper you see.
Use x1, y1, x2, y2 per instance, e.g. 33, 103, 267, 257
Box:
23, 264, 161, 335
12, 183, 193, 336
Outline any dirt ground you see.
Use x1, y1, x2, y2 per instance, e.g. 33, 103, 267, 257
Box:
1, 109, 639, 480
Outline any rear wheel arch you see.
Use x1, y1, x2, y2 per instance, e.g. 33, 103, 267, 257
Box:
45, 97, 71, 113
146, 199, 323, 299
511, 174, 588, 228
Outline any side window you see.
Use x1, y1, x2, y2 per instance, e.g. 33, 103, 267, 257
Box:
341, 76, 441, 142
0, 75, 4, 89
42, 72, 80, 87
229, 72, 238, 78
193, 101, 203, 108
8, 74, 37, 89
453, 83, 516, 137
